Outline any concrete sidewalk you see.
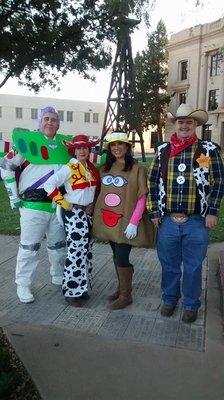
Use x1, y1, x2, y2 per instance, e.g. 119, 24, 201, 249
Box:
0, 235, 224, 399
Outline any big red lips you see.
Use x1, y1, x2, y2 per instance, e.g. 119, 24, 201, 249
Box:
101, 209, 122, 227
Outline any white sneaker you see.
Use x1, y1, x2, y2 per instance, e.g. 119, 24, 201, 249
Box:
52, 276, 63, 285
17, 285, 34, 303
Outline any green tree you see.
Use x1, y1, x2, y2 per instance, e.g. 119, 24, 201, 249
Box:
0, 0, 152, 92
134, 19, 170, 136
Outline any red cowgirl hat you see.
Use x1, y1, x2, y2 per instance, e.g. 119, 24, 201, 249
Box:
63, 134, 100, 155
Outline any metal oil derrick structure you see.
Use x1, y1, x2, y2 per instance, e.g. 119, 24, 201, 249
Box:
101, 17, 146, 161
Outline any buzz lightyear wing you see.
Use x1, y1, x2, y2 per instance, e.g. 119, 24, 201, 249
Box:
12, 129, 73, 164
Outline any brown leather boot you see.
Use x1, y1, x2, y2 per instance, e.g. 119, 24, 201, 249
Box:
110, 266, 133, 310
107, 257, 120, 301
107, 284, 120, 301
108, 263, 134, 302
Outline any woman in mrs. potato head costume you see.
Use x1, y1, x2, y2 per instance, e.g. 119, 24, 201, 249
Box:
93, 131, 155, 310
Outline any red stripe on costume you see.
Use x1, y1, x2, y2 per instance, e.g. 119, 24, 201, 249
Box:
6, 150, 14, 159
21, 160, 30, 171
71, 181, 98, 190
48, 188, 59, 200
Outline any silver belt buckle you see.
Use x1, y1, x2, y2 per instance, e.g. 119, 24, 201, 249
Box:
170, 213, 189, 224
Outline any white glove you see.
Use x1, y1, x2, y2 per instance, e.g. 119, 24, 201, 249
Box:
124, 223, 137, 240
3, 176, 21, 209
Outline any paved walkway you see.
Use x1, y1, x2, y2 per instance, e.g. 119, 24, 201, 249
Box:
0, 235, 224, 399
0, 235, 206, 351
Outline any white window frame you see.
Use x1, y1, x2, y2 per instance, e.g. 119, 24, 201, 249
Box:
67, 111, 73, 122
210, 53, 223, 76
93, 113, 99, 123
178, 60, 188, 81
16, 107, 23, 119
179, 92, 186, 105
58, 110, 64, 122
208, 89, 219, 111
84, 112, 90, 123
31, 108, 38, 120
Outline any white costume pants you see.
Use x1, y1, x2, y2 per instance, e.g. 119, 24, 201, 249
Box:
15, 208, 66, 286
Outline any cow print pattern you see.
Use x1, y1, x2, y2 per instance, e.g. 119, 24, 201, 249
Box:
157, 143, 169, 216
63, 208, 93, 298
192, 141, 216, 216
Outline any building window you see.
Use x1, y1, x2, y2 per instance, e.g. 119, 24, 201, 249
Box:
84, 112, 90, 123
208, 89, 219, 111
31, 108, 38, 120
0, 107, 2, 118
67, 111, 73, 122
93, 113, 99, 123
210, 53, 223, 76
179, 61, 188, 80
16, 107, 23, 119
202, 124, 212, 141
58, 110, 64, 122
179, 93, 186, 105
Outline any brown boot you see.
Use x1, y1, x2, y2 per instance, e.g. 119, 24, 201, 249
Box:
107, 286, 120, 301
107, 257, 120, 301
108, 263, 134, 301
110, 266, 133, 310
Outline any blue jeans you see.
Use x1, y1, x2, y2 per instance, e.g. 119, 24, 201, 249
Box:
157, 214, 209, 310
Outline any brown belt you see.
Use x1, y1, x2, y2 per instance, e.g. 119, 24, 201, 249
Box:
170, 213, 189, 223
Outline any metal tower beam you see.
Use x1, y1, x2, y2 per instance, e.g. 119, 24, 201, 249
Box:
101, 18, 146, 161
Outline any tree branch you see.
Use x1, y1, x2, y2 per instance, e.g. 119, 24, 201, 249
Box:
0, 71, 13, 88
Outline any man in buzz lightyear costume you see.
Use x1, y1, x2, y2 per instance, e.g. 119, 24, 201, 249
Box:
147, 103, 224, 323
0, 107, 66, 303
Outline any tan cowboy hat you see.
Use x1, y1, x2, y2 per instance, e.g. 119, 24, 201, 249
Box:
104, 131, 130, 147
167, 104, 208, 126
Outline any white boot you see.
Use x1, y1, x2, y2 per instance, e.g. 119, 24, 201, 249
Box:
52, 276, 63, 285
17, 285, 34, 303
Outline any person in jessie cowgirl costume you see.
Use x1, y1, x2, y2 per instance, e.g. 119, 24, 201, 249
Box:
44, 135, 100, 307
147, 103, 224, 323
93, 131, 155, 310
0, 106, 67, 304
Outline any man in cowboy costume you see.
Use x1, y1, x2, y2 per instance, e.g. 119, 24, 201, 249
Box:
147, 103, 224, 323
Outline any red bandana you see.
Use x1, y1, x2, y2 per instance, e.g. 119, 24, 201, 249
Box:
169, 133, 198, 158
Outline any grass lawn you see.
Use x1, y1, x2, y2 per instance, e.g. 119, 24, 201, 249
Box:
0, 181, 20, 235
